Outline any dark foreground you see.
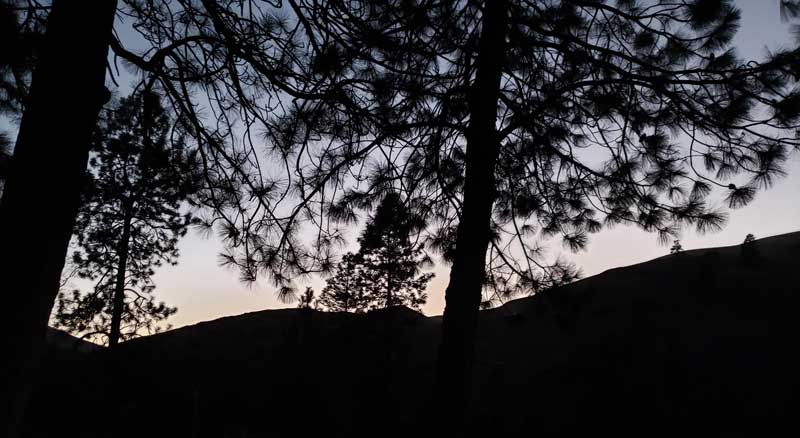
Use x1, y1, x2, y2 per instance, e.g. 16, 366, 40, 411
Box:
25, 232, 800, 437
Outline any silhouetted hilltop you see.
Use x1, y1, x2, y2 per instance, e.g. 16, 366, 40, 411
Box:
44, 327, 100, 354
28, 231, 800, 437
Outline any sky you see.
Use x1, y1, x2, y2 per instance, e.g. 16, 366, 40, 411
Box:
145, 0, 800, 328
4, 1, 799, 330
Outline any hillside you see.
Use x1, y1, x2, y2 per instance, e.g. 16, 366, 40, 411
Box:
26, 231, 800, 437
44, 327, 101, 353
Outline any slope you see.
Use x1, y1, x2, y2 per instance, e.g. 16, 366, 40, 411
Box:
26, 231, 800, 437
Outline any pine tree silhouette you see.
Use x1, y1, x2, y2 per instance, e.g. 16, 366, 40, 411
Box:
319, 193, 433, 312
53, 91, 198, 347
317, 252, 372, 313
357, 192, 433, 310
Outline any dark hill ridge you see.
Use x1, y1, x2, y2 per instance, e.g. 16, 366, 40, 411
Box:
45, 327, 100, 353
29, 231, 800, 437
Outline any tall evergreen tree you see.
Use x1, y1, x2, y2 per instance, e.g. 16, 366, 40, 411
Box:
357, 192, 433, 310
318, 193, 433, 312
53, 91, 197, 347
275, 2, 800, 430
0, 1, 116, 435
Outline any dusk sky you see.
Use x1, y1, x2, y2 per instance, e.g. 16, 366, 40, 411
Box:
4, 0, 799, 330
146, 0, 800, 328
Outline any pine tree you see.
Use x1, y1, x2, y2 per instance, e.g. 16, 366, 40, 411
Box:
317, 252, 372, 313
52, 91, 197, 347
357, 192, 432, 310
318, 193, 433, 312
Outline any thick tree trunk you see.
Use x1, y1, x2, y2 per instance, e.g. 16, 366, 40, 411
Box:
433, 0, 508, 434
0, 1, 117, 435
108, 206, 133, 348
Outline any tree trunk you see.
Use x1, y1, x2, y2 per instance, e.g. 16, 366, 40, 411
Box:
432, 0, 508, 435
108, 205, 133, 348
0, 1, 117, 435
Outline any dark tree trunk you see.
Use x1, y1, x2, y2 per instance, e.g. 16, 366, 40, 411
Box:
432, 0, 508, 434
0, 0, 117, 435
108, 205, 133, 348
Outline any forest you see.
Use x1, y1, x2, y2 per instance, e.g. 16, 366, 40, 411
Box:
2, 1, 800, 437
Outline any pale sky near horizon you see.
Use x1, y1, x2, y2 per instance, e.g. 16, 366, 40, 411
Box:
4, 1, 799, 331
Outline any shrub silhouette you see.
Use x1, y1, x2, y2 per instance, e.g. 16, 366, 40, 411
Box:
741, 233, 761, 266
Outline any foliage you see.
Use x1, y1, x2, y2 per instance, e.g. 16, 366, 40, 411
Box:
112, 0, 800, 306
356, 192, 433, 309
318, 193, 433, 312
53, 91, 198, 345
297, 286, 316, 309
316, 252, 372, 313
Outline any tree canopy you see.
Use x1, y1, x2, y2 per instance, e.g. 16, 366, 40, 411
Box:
112, 0, 800, 301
